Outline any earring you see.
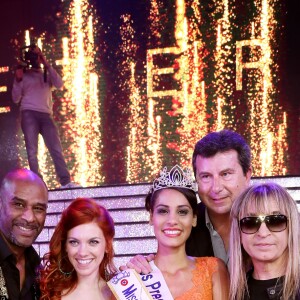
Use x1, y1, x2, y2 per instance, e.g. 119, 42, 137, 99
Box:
58, 256, 74, 278
105, 268, 110, 282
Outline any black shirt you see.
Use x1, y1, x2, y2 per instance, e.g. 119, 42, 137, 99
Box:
186, 202, 214, 257
246, 274, 300, 300
246, 275, 284, 300
0, 233, 41, 300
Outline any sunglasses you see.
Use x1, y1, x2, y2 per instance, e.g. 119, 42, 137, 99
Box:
239, 214, 288, 234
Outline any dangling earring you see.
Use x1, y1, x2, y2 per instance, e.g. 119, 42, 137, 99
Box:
105, 267, 110, 282
58, 256, 74, 278
103, 252, 110, 281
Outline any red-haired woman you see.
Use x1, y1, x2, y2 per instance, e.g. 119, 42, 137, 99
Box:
40, 198, 117, 300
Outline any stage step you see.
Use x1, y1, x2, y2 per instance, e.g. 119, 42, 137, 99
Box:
34, 176, 300, 268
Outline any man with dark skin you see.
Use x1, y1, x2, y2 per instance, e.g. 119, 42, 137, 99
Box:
122, 129, 252, 273
0, 168, 48, 299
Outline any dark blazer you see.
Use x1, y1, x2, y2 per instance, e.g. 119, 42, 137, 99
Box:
185, 202, 215, 257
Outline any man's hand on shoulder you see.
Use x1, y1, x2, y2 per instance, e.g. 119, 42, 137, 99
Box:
119, 254, 155, 274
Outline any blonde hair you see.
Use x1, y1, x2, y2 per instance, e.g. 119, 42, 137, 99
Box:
229, 182, 300, 300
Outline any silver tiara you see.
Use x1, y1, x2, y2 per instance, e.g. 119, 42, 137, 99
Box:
151, 165, 198, 193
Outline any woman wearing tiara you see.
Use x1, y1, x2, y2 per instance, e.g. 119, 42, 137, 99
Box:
131, 165, 229, 299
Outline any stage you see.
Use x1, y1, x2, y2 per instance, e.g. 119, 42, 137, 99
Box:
0, 0, 299, 269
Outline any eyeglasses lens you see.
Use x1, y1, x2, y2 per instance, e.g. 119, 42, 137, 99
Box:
240, 215, 287, 234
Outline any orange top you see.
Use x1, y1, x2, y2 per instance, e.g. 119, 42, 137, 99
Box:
175, 257, 218, 300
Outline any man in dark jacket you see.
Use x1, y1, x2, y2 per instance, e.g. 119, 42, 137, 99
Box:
123, 129, 252, 272
0, 168, 48, 299
185, 129, 252, 265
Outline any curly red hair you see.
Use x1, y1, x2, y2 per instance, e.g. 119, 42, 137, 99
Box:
39, 198, 117, 300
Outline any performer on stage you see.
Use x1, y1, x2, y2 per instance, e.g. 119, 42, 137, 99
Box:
12, 45, 77, 188
40, 198, 117, 299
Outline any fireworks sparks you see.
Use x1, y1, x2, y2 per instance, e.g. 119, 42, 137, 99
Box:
12, 0, 289, 185
0, 107, 10, 113
0, 66, 9, 94
149, 0, 286, 176
122, 0, 288, 179
59, 0, 104, 186
234, 0, 286, 175
17, 1, 104, 188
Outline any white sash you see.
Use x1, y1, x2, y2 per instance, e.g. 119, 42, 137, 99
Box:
108, 261, 174, 300
108, 269, 152, 300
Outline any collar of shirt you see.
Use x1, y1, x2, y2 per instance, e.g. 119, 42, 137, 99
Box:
205, 208, 229, 266
0, 230, 41, 276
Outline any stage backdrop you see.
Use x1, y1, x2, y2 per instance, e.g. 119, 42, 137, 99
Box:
0, 0, 299, 189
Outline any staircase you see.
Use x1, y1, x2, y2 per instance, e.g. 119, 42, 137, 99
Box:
34, 176, 300, 268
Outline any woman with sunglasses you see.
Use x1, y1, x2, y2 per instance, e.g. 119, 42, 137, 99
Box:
229, 182, 300, 300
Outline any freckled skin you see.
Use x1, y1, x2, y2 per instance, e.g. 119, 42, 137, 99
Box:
66, 222, 107, 279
